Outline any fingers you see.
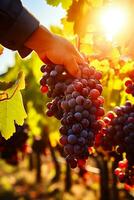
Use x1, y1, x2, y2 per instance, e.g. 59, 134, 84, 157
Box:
64, 57, 81, 78
74, 49, 89, 66
75, 55, 86, 65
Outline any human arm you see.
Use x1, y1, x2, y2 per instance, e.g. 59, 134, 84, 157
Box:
0, 0, 39, 57
0, 0, 84, 76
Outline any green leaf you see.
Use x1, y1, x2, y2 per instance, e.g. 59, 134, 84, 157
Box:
27, 102, 41, 136
0, 72, 27, 139
45, 0, 61, 7
61, 0, 72, 9
61, 18, 74, 36
45, 0, 72, 9
15, 71, 25, 90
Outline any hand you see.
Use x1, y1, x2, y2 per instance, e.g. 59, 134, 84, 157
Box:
25, 25, 85, 77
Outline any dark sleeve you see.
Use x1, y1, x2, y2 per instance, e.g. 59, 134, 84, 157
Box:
0, 0, 39, 58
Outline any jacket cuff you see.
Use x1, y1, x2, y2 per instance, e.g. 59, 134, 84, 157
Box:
4, 7, 39, 55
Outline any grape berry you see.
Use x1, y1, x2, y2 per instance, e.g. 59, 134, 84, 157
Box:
125, 70, 134, 96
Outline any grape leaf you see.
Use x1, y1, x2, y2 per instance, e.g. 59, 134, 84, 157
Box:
66, 0, 92, 36
0, 72, 27, 139
61, 0, 72, 9
45, 0, 61, 7
90, 0, 103, 7
45, 0, 72, 9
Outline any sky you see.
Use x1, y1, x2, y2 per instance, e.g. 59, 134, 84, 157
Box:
0, 0, 66, 74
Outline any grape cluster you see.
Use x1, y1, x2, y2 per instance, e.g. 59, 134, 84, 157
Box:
125, 70, 134, 96
115, 159, 134, 188
96, 101, 134, 186
40, 63, 104, 168
0, 124, 28, 166
125, 80, 134, 96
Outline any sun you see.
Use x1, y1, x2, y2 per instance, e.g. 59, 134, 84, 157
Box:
100, 5, 128, 41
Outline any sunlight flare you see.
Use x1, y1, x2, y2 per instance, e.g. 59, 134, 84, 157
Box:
100, 5, 128, 41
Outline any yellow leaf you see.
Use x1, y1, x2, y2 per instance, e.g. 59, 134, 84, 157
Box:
15, 71, 25, 91
0, 72, 27, 139
0, 91, 27, 139
90, 0, 103, 7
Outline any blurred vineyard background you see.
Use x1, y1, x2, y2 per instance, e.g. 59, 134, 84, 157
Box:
0, 0, 134, 200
